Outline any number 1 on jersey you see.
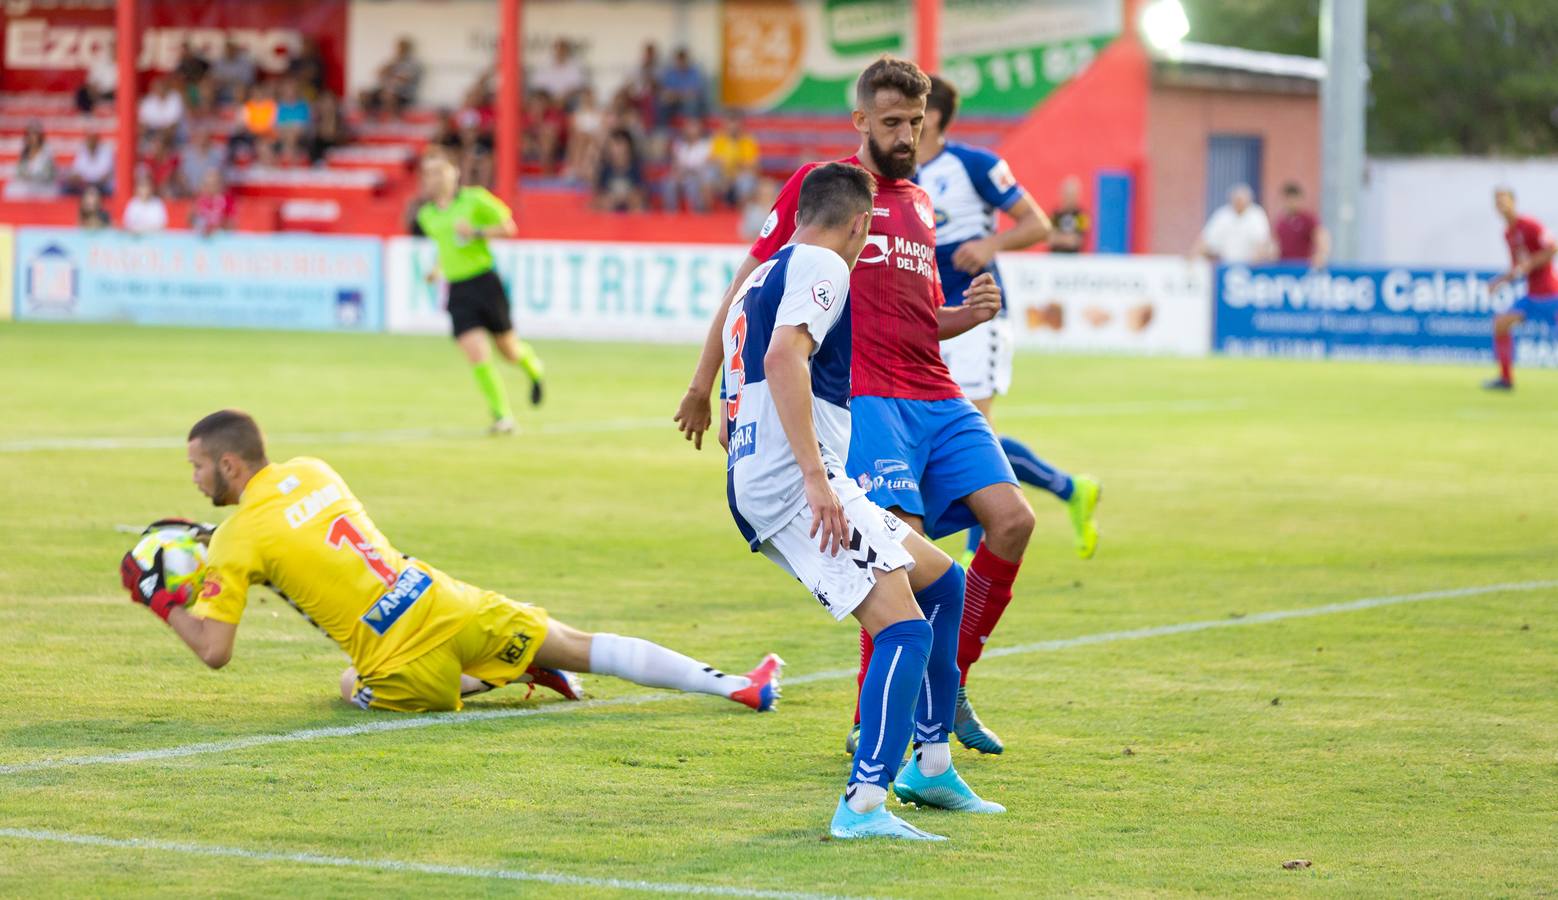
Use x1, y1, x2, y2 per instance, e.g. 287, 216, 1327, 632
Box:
326, 514, 397, 587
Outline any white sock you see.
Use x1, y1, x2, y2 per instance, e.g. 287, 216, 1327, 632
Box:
587, 633, 748, 697
915, 741, 952, 777
845, 782, 887, 814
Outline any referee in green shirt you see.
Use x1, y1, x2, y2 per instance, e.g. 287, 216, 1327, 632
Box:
415, 153, 544, 434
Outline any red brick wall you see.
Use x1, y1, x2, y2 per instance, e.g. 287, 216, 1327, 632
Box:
1146, 83, 1320, 254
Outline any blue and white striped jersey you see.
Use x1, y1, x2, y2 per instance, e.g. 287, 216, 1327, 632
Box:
915, 140, 1025, 306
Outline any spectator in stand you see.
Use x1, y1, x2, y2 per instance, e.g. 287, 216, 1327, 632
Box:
173, 41, 213, 114
1192, 183, 1273, 264
4, 125, 59, 200
177, 128, 227, 198
191, 170, 236, 236
657, 47, 708, 126
78, 185, 111, 230
1273, 181, 1330, 268
138, 77, 186, 144
122, 173, 169, 235
593, 129, 646, 212
360, 37, 424, 117
531, 39, 588, 109
142, 133, 182, 195
525, 90, 570, 175
211, 40, 258, 106
273, 78, 313, 163
739, 176, 778, 241
308, 92, 350, 165
708, 113, 760, 206
454, 108, 495, 188
626, 44, 661, 132
565, 87, 606, 182
75, 56, 118, 114
63, 132, 115, 196
1048, 176, 1089, 253
662, 117, 713, 212
230, 83, 279, 165
288, 37, 327, 97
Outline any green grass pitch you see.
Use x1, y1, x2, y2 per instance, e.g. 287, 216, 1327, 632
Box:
1, 321, 1554, 897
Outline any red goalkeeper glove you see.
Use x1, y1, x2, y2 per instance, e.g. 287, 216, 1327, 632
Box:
119, 548, 193, 622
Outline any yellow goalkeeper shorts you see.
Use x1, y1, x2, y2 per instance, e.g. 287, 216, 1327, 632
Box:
350, 592, 549, 712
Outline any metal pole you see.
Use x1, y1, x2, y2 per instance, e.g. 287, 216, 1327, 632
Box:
112, 0, 138, 206
495, 0, 522, 208
917, 0, 940, 73
1321, 0, 1366, 262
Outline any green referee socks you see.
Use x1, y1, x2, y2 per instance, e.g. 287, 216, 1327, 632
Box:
512, 340, 545, 384
472, 361, 513, 422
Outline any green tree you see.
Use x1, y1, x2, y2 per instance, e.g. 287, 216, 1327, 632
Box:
1179, 0, 1558, 154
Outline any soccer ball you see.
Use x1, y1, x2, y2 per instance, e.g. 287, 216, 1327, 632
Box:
129, 526, 210, 592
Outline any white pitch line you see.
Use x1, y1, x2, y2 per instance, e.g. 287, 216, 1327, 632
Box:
3, 579, 1551, 777
0, 828, 877, 900
0, 417, 668, 453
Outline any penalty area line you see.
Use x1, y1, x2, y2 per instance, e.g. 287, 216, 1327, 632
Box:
2, 579, 1553, 777
0, 828, 880, 900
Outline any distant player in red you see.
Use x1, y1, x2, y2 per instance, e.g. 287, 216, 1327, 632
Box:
676, 58, 1036, 763
1487, 187, 1557, 390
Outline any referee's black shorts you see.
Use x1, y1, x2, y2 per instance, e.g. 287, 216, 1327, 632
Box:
446, 269, 513, 337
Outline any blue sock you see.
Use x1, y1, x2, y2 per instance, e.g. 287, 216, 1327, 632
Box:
1001, 435, 1074, 501
912, 563, 965, 757
851, 618, 932, 792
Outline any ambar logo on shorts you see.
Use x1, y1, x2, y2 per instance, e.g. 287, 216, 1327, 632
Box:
361, 568, 432, 636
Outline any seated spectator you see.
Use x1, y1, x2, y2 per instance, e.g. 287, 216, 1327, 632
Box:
210, 40, 258, 106
624, 44, 660, 134
523, 90, 569, 174
708, 113, 760, 206
657, 47, 707, 125
288, 37, 327, 97
308, 91, 350, 165
176, 129, 226, 198
453, 108, 495, 188
78, 185, 112, 230
739, 177, 778, 241
190, 170, 236, 236
359, 37, 423, 117
75, 56, 118, 114
565, 87, 606, 182
138, 77, 186, 144
63, 132, 115, 196
593, 129, 646, 212
122, 173, 168, 235
531, 39, 588, 108
229, 83, 279, 165
3, 125, 59, 200
141, 133, 181, 195
1048, 176, 1089, 253
662, 118, 712, 212
273, 78, 312, 163
173, 41, 213, 113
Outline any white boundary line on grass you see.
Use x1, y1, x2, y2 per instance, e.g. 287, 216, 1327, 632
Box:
0, 399, 1246, 453
0, 828, 875, 900
3, 579, 1552, 778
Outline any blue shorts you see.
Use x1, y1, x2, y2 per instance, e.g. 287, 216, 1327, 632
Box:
1512, 295, 1558, 327
846, 396, 1018, 540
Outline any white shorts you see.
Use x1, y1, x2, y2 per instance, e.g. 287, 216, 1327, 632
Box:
758, 475, 916, 621
940, 315, 1014, 401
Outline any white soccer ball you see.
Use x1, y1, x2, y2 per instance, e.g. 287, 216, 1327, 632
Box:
130, 527, 209, 592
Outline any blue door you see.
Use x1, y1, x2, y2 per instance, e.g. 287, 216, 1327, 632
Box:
1206, 134, 1263, 217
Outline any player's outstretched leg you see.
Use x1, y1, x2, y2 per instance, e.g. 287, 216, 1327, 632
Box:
953, 484, 1035, 754
536, 620, 782, 711
1486, 312, 1522, 390
999, 435, 1100, 560
893, 546, 1005, 813
831, 572, 944, 841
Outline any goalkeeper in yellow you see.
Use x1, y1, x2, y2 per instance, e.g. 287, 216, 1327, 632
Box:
120, 409, 782, 713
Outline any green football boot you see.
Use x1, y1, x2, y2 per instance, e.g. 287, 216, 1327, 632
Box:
1067, 475, 1101, 559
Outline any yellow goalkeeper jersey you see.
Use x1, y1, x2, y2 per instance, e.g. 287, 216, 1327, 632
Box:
192, 457, 479, 677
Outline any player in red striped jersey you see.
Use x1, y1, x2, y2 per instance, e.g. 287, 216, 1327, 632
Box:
1487, 187, 1557, 391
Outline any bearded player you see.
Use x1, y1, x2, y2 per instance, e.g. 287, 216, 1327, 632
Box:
721, 162, 1002, 840
675, 58, 1035, 758
917, 74, 1102, 579
1486, 186, 1557, 391
121, 409, 781, 715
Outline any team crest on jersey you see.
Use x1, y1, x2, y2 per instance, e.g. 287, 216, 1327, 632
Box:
812, 280, 836, 311
989, 160, 1017, 192
913, 199, 935, 229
